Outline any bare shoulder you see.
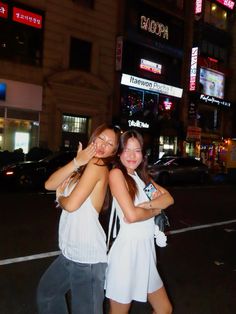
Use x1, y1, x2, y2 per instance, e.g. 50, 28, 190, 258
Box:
109, 168, 125, 185
109, 168, 123, 178
85, 158, 108, 176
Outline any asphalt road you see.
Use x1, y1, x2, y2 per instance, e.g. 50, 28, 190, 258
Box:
0, 183, 236, 314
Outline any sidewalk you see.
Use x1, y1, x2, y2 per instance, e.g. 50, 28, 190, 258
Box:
104, 225, 236, 314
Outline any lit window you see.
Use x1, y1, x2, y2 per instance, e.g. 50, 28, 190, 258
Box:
62, 115, 88, 133
204, 0, 227, 30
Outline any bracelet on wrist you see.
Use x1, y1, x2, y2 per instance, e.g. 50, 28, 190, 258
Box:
73, 157, 80, 171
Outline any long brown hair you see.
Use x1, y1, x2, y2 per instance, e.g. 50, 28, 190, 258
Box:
115, 130, 150, 201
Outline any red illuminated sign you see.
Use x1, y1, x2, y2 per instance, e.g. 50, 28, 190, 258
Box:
140, 59, 162, 74
0, 2, 8, 18
12, 7, 43, 29
215, 0, 235, 10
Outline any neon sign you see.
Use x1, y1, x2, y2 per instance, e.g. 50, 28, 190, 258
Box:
140, 59, 162, 74
128, 120, 149, 129
13, 7, 43, 29
189, 47, 198, 91
140, 15, 168, 40
0, 2, 8, 18
195, 0, 203, 14
163, 98, 173, 110
199, 94, 231, 107
215, 0, 235, 10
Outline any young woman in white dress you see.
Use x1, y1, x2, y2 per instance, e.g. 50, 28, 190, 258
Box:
105, 130, 174, 314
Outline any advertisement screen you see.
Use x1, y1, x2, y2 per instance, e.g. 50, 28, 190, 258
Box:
199, 67, 225, 99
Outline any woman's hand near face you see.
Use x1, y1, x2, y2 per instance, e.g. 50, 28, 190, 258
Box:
74, 142, 97, 167
45, 142, 97, 191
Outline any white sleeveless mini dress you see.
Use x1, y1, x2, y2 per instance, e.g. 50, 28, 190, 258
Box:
105, 172, 163, 303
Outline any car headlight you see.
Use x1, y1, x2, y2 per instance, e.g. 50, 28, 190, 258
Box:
5, 170, 15, 176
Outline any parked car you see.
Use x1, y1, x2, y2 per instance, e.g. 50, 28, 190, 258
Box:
0, 150, 76, 190
148, 156, 209, 185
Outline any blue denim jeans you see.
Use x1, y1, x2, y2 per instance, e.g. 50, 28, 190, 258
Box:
37, 254, 107, 314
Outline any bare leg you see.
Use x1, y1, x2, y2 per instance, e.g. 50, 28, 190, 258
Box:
148, 286, 172, 314
109, 299, 131, 314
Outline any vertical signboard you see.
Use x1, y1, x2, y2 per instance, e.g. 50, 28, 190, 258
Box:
0, 1, 8, 18
189, 47, 199, 91
195, 0, 203, 14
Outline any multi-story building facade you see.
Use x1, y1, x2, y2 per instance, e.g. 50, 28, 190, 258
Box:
188, 0, 236, 168
0, 0, 118, 152
113, 0, 236, 167
1, 0, 235, 170
113, 0, 186, 161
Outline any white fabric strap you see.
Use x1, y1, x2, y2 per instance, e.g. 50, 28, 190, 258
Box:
107, 200, 117, 251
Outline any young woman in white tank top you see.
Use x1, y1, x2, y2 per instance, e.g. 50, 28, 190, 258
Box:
37, 124, 120, 314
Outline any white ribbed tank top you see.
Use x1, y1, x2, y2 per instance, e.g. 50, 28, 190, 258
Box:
58, 179, 107, 264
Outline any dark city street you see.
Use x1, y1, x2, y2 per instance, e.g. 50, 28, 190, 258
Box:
1, 0, 236, 313
1, 183, 236, 314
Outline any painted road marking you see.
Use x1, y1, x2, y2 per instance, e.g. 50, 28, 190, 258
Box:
1, 219, 236, 266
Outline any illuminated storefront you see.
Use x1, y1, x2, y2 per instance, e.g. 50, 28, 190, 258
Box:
0, 79, 42, 153
117, 0, 184, 160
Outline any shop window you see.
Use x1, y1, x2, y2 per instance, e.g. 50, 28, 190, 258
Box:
62, 115, 89, 150
0, 4, 44, 66
0, 108, 39, 152
204, 0, 227, 30
158, 136, 177, 158
3, 118, 39, 153
69, 37, 92, 71
62, 115, 88, 133
121, 87, 159, 119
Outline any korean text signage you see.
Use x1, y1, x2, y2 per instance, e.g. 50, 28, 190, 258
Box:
189, 47, 198, 91
215, 0, 235, 10
13, 7, 43, 29
121, 73, 183, 98
0, 1, 8, 18
140, 15, 168, 40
